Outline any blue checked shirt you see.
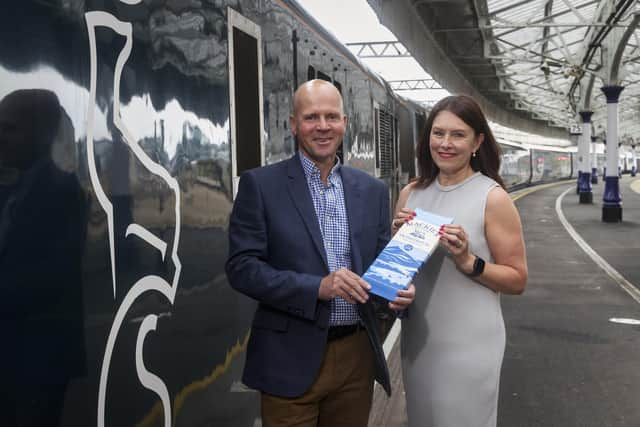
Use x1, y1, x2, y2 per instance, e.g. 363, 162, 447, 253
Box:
299, 152, 360, 325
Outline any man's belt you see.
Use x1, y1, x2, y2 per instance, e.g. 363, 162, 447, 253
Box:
327, 323, 364, 342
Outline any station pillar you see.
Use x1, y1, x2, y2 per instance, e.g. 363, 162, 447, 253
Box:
590, 136, 599, 184
618, 143, 623, 177
578, 111, 593, 203
600, 85, 624, 222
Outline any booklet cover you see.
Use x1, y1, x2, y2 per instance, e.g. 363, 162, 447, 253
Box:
363, 208, 454, 301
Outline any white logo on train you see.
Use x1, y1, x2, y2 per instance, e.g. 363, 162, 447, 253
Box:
85, 3, 182, 426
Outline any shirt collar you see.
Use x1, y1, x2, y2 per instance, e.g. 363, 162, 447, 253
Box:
298, 151, 341, 185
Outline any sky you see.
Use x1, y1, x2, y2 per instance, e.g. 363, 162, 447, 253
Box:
296, 0, 450, 104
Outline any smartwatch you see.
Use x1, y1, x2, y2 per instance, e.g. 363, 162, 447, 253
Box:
468, 255, 485, 277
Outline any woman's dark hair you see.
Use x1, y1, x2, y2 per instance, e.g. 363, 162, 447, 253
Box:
415, 95, 505, 189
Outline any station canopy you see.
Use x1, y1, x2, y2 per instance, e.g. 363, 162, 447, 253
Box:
366, 0, 640, 145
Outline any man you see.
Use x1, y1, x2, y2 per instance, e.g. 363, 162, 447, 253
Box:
0, 89, 87, 426
226, 79, 415, 427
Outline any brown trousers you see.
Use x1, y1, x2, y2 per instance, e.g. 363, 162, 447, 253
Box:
261, 329, 375, 427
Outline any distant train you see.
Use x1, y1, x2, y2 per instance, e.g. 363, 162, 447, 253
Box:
499, 141, 575, 190
0, 1, 598, 426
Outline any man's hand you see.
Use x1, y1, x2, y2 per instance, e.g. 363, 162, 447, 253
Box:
389, 283, 415, 311
319, 268, 371, 304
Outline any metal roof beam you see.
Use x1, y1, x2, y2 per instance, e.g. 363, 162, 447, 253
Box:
487, 40, 571, 66
486, 22, 628, 30
493, 0, 599, 38
433, 22, 624, 33
509, 77, 566, 94
539, 0, 554, 66
345, 41, 411, 57
496, 26, 584, 58
610, 12, 640, 83
549, 23, 577, 64
387, 79, 442, 90
561, 0, 590, 24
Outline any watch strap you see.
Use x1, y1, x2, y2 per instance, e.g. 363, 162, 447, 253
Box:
468, 256, 485, 277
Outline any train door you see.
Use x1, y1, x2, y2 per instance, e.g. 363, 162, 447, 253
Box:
228, 8, 264, 198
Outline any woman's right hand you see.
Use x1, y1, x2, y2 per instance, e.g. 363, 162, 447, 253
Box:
392, 208, 415, 235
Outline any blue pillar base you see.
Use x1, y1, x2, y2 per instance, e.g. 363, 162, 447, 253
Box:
579, 192, 593, 204
602, 205, 622, 222
577, 172, 592, 203
602, 176, 622, 222
632, 166, 637, 177
591, 168, 598, 184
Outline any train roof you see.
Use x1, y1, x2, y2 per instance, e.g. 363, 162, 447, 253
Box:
283, 0, 413, 107
283, 1, 388, 87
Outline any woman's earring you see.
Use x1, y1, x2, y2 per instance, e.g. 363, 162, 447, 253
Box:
472, 151, 476, 158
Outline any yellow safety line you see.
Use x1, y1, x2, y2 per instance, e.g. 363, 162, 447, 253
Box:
136, 330, 251, 427
511, 180, 572, 202
630, 178, 640, 194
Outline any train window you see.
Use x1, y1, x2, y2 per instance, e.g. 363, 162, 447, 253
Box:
228, 8, 264, 198
374, 104, 395, 178
317, 70, 332, 82
306, 66, 341, 95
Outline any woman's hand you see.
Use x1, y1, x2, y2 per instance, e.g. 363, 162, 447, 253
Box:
392, 208, 415, 235
389, 283, 416, 311
438, 224, 474, 274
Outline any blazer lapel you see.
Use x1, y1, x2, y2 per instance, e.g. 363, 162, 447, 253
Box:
286, 157, 329, 270
341, 167, 364, 275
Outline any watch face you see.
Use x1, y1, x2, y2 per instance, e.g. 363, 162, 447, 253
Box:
471, 256, 485, 276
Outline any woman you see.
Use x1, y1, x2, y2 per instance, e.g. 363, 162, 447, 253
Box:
394, 95, 527, 427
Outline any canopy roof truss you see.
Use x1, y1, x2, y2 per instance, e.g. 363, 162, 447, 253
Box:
344, 41, 412, 57
387, 78, 443, 90
367, 0, 640, 144
477, 0, 640, 143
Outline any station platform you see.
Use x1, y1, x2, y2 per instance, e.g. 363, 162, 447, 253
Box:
369, 175, 640, 427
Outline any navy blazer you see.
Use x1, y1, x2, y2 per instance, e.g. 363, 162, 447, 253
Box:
226, 155, 392, 397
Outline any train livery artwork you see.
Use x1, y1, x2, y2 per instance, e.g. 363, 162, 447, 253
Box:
0, 0, 581, 426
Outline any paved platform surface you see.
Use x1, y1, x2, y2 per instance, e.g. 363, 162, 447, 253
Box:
369, 176, 640, 427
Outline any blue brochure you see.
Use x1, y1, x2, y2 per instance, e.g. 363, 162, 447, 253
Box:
363, 208, 454, 301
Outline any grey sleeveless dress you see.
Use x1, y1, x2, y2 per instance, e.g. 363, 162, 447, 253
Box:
401, 172, 504, 427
